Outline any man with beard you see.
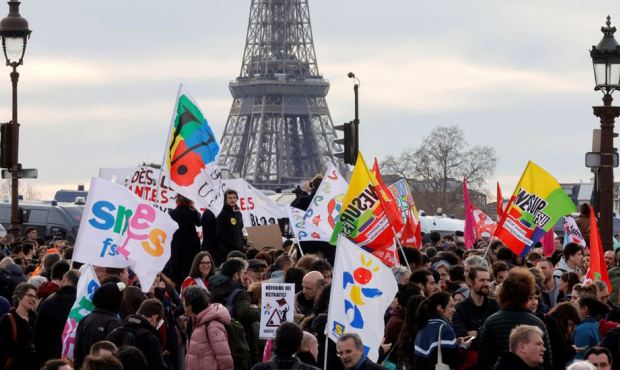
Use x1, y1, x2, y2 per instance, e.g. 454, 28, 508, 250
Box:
452, 266, 499, 338
536, 259, 559, 307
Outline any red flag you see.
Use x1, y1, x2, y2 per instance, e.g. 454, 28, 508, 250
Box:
372, 159, 404, 233
587, 206, 611, 291
542, 229, 555, 257
400, 207, 422, 248
463, 178, 476, 249
496, 182, 504, 221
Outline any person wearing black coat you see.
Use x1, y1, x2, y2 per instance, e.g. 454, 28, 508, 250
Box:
34, 272, 78, 365
107, 300, 168, 370
73, 282, 124, 370
201, 208, 218, 257
493, 352, 540, 370
215, 190, 244, 265
164, 195, 201, 287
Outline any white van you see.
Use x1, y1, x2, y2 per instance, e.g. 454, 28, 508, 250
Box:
419, 215, 464, 237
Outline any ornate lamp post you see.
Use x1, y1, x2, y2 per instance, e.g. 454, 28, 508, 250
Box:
591, 16, 620, 250
0, 0, 30, 237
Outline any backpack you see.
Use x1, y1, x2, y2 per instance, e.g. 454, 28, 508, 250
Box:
224, 288, 251, 370
107, 323, 151, 348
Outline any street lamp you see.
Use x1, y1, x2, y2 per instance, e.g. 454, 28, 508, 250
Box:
0, 0, 30, 237
591, 15, 620, 250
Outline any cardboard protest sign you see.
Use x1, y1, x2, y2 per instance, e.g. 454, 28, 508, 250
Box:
72, 177, 177, 291
259, 283, 295, 339
246, 224, 284, 250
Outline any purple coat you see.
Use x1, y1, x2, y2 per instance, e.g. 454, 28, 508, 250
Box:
186, 303, 234, 370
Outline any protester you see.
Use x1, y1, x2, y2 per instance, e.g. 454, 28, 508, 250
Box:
183, 286, 233, 370
452, 266, 499, 337
413, 291, 465, 369
574, 295, 611, 359
336, 333, 385, 370
299, 331, 320, 367
584, 346, 612, 370
89, 340, 117, 357
115, 345, 148, 370
216, 189, 245, 266
107, 298, 169, 370
295, 271, 325, 319
73, 282, 126, 369
493, 325, 546, 370
409, 269, 438, 297
545, 302, 581, 370
252, 322, 320, 370
553, 243, 584, 285
81, 354, 123, 370
34, 269, 79, 365
559, 271, 581, 303
40, 358, 72, 370
478, 267, 552, 370
181, 251, 215, 293
166, 194, 203, 288
38, 259, 69, 300
201, 208, 218, 258
0, 282, 38, 370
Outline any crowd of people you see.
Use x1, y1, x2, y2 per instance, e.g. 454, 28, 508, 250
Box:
0, 189, 619, 370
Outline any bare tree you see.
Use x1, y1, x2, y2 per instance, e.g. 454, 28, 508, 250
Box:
0, 181, 42, 201
382, 125, 496, 214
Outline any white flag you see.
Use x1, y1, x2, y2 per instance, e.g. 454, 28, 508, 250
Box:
61, 264, 100, 360
326, 235, 398, 361
563, 216, 586, 247
304, 164, 349, 240
162, 84, 224, 212
287, 206, 324, 242
72, 177, 177, 292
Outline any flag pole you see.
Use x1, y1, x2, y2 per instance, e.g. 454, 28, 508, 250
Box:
394, 236, 411, 271
154, 83, 183, 208
323, 335, 329, 370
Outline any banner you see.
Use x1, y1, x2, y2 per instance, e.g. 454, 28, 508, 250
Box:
563, 216, 586, 247
326, 235, 398, 361
330, 153, 398, 266
102, 165, 287, 226
61, 264, 100, 359
371, 159, 404, 233
494, 161, 576, 256
163, 84, 224, 212
400, 207, 422, 248
497, 182, 504, 221
72, 177, 177, 292
259, 283, 295, 339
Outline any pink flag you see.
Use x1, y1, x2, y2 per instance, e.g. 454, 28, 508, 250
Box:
542, 228, 555, 257
463, 178, 476, 249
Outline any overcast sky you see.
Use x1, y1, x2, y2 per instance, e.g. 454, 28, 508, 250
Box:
3, 1, 620, 200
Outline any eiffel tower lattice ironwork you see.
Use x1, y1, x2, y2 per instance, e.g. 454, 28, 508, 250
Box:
218, 0, 347, 189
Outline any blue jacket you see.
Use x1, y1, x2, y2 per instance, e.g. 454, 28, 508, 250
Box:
414, 315, 462, 370
573, 316, 600, 359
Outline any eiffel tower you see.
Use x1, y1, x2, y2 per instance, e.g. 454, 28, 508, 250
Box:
218, 0, 347, 190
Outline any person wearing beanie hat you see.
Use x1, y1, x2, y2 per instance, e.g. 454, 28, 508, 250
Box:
73, 282, 125, 369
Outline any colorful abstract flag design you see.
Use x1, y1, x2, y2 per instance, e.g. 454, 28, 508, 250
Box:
163, 84, 224, 211
494, 161, 576, 256
388, 178, 418, 222
586, 206, 611, 291
326, 235, 398, 362
330, 153, 398, 267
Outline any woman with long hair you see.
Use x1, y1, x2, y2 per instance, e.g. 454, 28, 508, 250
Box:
545, 302, 581, 370
181, 252, 215, 294
397, 294, 425, 369
413, 291, 465, 370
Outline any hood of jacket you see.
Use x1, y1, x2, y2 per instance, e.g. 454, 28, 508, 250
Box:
124, 314, 158, 333
5, 263, 24, 277
196, 303, 231, 327
208, 272, 243, 303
